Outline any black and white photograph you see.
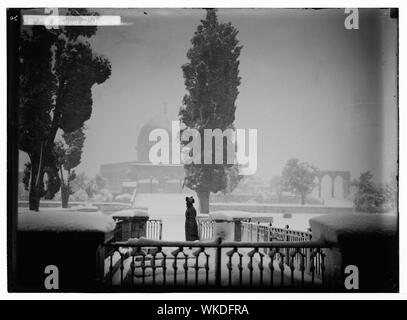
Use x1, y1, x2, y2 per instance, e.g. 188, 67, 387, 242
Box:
6, 6, 399, 293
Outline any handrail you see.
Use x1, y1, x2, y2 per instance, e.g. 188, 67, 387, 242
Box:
220, 239, 328, 248
107, 237, 222, 248
105, 236, 328, 249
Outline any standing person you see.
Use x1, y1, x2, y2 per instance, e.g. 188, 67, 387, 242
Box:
185, 196, 199, 241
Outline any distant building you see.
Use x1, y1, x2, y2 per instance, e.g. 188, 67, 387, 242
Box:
100, 114, 185, 193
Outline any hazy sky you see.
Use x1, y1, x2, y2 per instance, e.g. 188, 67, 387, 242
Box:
19, 8, 398, 182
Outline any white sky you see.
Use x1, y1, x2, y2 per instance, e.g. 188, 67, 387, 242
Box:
19, 8, 398, 183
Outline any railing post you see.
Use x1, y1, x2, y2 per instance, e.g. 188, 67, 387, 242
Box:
285, 225, 290, 265
210, 212, 234, 241
111, 208, 149, 241
257, 221, 260, 242
215, 236, 222, 287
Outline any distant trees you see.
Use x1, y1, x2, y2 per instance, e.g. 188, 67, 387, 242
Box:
65, 173, 111, 202
280, 158, 317, 205
352, 171, 397, 213
19, 8, 111, 211
179, 9, 243, 213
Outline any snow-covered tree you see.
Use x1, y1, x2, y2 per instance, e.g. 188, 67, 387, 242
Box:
179, 9, 242, 213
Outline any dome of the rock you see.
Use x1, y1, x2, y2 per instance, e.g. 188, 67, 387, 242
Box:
136, 114, 174, 163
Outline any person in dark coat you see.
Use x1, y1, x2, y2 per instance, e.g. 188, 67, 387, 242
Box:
185, 196, 199, 241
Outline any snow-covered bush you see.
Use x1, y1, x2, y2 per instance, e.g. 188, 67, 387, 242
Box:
92, 188, 113, 202
70, 188, 89, 202
114, 193, 133, 203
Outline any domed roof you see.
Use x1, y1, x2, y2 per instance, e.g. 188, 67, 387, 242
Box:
136, 113, 176, 163
143, 114, 173, 131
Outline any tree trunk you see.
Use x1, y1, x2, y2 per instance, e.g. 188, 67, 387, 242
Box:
61, 184, 69, 208
60, 167, 69, 208
28, 157, 42, 211
197, 190, 210, 214
28, 187, 41, 211
301, 194, 306, 205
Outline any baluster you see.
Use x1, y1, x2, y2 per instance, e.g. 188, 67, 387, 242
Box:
279, 250, 285, 286
215, 238, 222, 287
299, 249, 305, 285
183, 249, 189, 285
258, 251, 264, 285
173, 254, 178, 285
109, 253, 114, 286
289, 249, 295, 285
151, 247, 160, 286
120, 253, 124, 285
247, 248, 258, 286
141, 253, 146, 285
131, 255, 136, 286
193, 247, 203, 286
320, 250, 325, 284
162, 253, 167, 286
226, 248, 235, 286
238, 252, 243, 286
171, 246, 187, 286
268, 249, 276, 286
205, 253, 210, 286
310, 249, 316, 284
257, 222, 260, 242
248, 256, 254, 286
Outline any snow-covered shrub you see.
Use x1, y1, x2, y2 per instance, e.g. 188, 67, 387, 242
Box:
114, 193, 133, 203
71, 188, 89, 202
92, 188, 113, 202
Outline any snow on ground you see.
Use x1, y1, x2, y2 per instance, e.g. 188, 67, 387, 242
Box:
133, 193, 334, 240
133, 193, 197, 241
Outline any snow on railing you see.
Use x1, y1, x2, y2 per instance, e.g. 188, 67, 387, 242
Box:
240, 221, 312, 243
146, 219, 163, 241
197, 218, 215, 240
101, 237, 326, 290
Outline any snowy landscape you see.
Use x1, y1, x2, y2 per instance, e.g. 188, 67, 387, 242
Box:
12, 8, 398, 292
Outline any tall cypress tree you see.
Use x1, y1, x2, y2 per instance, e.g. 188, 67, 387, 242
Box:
180, 9, 242, 213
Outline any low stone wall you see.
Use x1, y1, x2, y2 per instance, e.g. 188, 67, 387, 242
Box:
18, 201, 131, 213
111, 208, 150, 241
310, 214, 398, 292
15, 211, 116, 291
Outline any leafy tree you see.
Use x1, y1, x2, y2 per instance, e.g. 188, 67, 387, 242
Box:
352, 171, 388, 213
280, 158, 317, 205
179, 9, 242, 213
384, 174, 398, 211
54, 127, 86, 207
19, 9, 111, 211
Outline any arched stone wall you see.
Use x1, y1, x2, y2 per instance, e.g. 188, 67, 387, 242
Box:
316, 170, 351, 199
320, 175, 332, 199
333, 176, 344, 198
